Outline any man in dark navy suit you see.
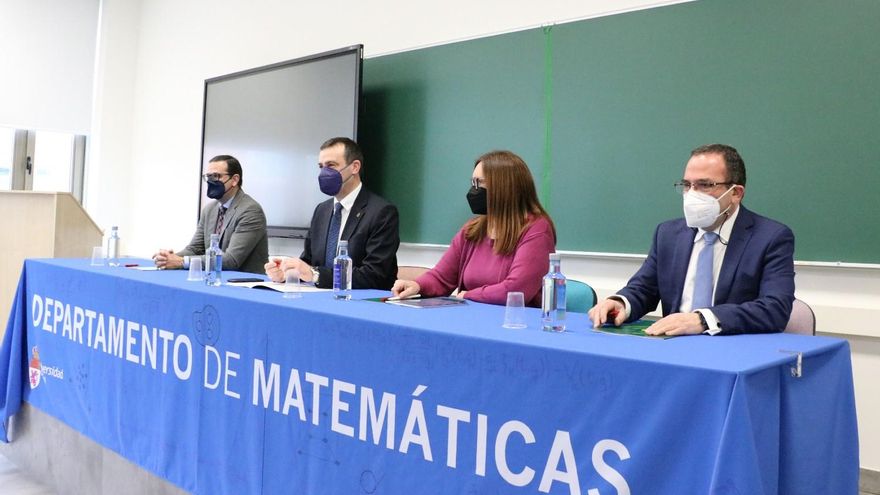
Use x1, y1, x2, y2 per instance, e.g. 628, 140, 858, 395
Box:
589, 144, 795, 336
265, 137, 400, 289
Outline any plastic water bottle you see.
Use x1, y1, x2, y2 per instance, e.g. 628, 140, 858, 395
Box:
107, 226, 121, 267
333, 240, 352, 300
205, 234, 223, 287
541, 253, 566, 332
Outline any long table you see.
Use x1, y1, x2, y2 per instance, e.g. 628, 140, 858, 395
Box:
0, 258, 859, 494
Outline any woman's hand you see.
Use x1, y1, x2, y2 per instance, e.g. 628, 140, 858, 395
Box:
391, 280, 421, 298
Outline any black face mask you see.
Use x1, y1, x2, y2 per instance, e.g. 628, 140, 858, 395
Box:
466, 186, 487, 215
206, 179, 228, 199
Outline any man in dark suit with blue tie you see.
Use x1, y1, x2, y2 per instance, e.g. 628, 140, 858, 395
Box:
589, 144, 795, 336
265, 137, 400, 289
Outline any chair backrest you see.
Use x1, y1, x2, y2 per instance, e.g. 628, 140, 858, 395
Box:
784, 298, 816, 335
566, 279, 597, 314
397, 265, 430, 281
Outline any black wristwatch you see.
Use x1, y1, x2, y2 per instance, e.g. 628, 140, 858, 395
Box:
695, 311, 709, 331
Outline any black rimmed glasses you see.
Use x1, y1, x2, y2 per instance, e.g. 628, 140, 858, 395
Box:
673, 180, 734, 194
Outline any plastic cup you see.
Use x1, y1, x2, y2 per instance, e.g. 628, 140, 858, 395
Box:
283, 268, 302, 299
187, 256, 204, 281
90, 246, 105, 266
502, 292, 527, 329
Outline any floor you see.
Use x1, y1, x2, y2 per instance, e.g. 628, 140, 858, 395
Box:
1, 447, 878, 495
0, 452, 55, 495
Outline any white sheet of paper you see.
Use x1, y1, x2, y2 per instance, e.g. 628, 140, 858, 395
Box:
226, 281, 330, 293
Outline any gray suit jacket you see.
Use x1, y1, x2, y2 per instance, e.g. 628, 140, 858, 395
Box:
178, 189, 269, 274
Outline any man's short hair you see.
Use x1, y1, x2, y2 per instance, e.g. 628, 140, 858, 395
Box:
690, 144, 746, 187
209, 155, 243, 186
320, 137, 364, 167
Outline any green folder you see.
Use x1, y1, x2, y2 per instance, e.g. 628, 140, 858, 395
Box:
592, 320, 672, 339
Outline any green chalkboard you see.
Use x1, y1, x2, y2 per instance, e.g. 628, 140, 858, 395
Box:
362, 0, 880, 263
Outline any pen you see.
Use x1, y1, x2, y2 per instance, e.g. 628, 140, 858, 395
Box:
125, 263, 139, 267
382, 294, 422, 302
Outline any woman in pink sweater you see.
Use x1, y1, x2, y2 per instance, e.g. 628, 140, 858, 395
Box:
391, 150, 556, 307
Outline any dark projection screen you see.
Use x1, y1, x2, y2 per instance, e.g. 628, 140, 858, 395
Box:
199, 45, 362, 238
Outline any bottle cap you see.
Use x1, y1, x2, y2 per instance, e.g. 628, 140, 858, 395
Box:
549, 253, 560, 261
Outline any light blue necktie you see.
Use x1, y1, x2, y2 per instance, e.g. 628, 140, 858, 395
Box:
324, 202, 343, 267
692, 232, 718, 310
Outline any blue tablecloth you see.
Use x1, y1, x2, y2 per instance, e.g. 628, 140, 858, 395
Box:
1, 258, 859, 494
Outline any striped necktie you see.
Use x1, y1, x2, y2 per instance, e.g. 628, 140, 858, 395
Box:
214, 206, 227, 236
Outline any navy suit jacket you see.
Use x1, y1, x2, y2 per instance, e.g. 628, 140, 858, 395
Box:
301, 188, 400, 290
617, 206, 795, 335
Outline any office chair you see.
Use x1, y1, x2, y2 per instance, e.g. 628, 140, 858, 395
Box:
784, 298, 816, 335
566, 279, 598, 313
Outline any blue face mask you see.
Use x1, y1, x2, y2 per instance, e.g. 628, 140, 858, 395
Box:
318, 163, 352, 196
206, 179, 228, 199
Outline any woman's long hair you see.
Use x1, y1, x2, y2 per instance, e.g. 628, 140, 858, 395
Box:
464, 150, 555, 255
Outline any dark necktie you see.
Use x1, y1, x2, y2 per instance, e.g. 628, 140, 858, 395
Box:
324, 202, 343, 267
214, 206, 227, 236
692, 231, 719, 310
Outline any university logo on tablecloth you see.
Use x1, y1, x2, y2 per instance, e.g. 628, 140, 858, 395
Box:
29, 346, 41, 389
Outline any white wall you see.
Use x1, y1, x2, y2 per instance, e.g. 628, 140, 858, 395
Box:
0, 0, 99, 134
88, 0, 879, 471
85, 0, 142, 235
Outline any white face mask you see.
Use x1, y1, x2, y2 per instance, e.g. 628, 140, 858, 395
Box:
683, 186, 734, 229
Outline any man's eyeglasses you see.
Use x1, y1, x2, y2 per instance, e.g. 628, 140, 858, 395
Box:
673, 180, 733, 194
471, 178, 486, 189
202, 173, 230, 182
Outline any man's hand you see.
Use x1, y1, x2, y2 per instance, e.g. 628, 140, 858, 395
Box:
282, 258, 313, 282
588, 298, 626, 328
264, 258, 284, 282
265, 258, 312, 283
645, 312, 704, 336
153, 249, 183, 270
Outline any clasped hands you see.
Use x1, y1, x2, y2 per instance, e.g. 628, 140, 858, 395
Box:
152, 249, 183, 270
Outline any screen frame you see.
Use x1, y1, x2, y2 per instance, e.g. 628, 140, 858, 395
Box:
198, 44, 363, 239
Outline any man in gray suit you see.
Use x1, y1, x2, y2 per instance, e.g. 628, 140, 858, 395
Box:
153, 155, 269, 274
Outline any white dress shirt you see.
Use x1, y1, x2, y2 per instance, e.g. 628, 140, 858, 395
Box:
680, 206, 740, 334
331, 182, 362, 244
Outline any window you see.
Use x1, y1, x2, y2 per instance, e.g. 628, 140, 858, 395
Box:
0, 127, 85, 200
31, 131, 75, 192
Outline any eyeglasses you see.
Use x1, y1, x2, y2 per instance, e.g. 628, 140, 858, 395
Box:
673, 180, 734, 194
471, 177, 486, 189
202, 173, 230, 182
